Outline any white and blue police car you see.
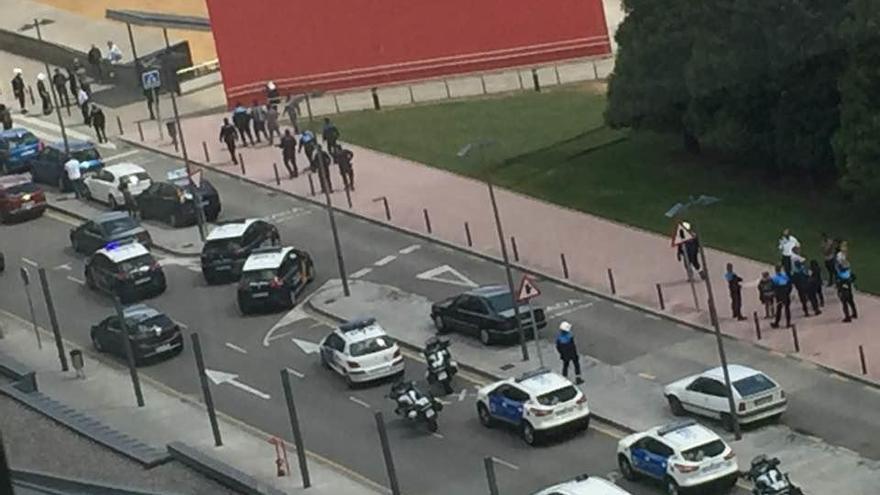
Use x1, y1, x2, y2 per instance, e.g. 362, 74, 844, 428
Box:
476, 368, 590, 446
531, 474, 633, 495
616, 419, 739, 495
319, 318, 405, 388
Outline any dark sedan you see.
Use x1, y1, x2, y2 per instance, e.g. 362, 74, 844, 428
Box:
29, 139, 103, 191
138, 179, 221, 227
430, 285, 546, 345
70, 211, 152, 254
90, 304, 183, 363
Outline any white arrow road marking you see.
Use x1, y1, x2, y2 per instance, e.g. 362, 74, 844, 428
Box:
262, 306, 309, 346
103, 150, 140, 163
66, 276, 85, 285
458, 389, 468, 402
286, 367, 305, 379
17, 114, 118, 149
374, 255, 396, 266
416, 265, 478, 288
205, 369, 271, 400
292, 338, 321, 355
399, 244, 421, 254
545, 299, 595, 320
154, 255, 201, 272
431, 432, 444, 439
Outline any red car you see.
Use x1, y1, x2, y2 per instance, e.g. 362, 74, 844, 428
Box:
0, 173, 47, 223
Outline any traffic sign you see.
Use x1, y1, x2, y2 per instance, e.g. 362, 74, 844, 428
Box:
141, 69, 161, 91
190, 169, 202, 188
671, 222, 695, 247
516, 275, 541, 302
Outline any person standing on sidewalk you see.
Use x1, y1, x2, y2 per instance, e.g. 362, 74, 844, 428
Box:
724, 263, 746, 321
232, 103, 253, 146
52, 69, 69, 108
315, 147, 334, 193
78, 87, 91, 125
836, 266, 858, 323
36, 73, 52, 115
0, 104, 12, 130
67, 66, 79, 103
87, 44, 103, 79
284, 95, 299, 133
335, 147, 355, 191
758, 271, 775, 319
266, 105, 281, 145
770, 265, 793, 329
676, 223, 702, 274
792, 260, 819, 317
821, 233, 837, 287
778, 228, 800, 274
144, 88, 156, 120
279, 129, 298, 178
808, 259, 825, 308
322, 117, 340, 153
64, 155, 82, 198
299, 130, 317, 166
90, 104, 107, 144
11, 68, 27, 114
219, 118, 238, 164
835, 240, 850, 273
251, 101, 267, 144
555, 321, 583, 384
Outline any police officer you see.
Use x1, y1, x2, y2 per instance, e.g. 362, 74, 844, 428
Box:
770, 265, 792, 329
36, 73, 52, 115
11, 68, 26, 113
52, 69, 69, 108
232, 102, 253, 146
724, 263, 746, 320
298, 130, 317, 167
219, 118, 238, 164
90, 104, 107, 143
278, 129, 298, 178
322, 117, 340, 154
251, 100, 267, 143
837, 267, 858, 323
314, 146, 333, 193
555, 321, 583, 384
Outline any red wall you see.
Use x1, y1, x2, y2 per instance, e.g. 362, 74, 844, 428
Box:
206, 0, 611, 104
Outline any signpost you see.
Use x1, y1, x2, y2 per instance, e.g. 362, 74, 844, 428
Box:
516, 275, 543, 367
142, 69, 163, 140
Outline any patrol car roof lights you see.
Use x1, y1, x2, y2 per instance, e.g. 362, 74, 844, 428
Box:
657, 418, 698, 436
515, 366, 551, 382
340, 317, 377, 332
103, 238, 137, 250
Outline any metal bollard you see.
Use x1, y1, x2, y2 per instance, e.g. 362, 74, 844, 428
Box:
753, 311, 762, 340
790, 324, 800, 353
202, 141, 210, 162
307, 174, 316, 196
532, 68, 541, 92
372, 196, 391, 221
510, 236, 519, 262
656, 283, 665, 310
116, 115, 124, 135
484, 457, 500, 495
560, 253, 569, 279
344, 186, 352, 208
423, 209, 432, 234
70, 349, 85, 379
464, 222, 472, 247
137, 121, 144, 141
607, 268, 616, 295
239, 154, 246, 175
859, 345, 868, 375
272, 163, 281, 185
27, 86, 35, 105
371, 88, 381, 111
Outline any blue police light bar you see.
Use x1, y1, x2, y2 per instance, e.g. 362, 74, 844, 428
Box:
103, 238, 138, 250
340, 318, 376, 332
658, 419, 697, 436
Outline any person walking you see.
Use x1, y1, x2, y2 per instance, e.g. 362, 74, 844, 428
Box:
52, 69, 69, 108
778, 228, 800, 274
87, 44, 103, 79
266, 105, 281, 145
0, 105, 12, 131
219, 118, 238, 164
820, 233, 837, 287
251, 101, 267, 143
315, 147, 333, 193
299, 130, 317, 166
144, 88, 156, 120
36, 73, 52, 115
836, 266, 858, 323
11, 68, 27, 113
724, 263, 746, 320
555, 321, 583, 384
232, 103, 253, 146
64, 155, 82, 198
90, 105, 107, 143
758, 271, 775, 319
335, 147, 355, 190
66, 67, 79, 103
283, 95, 299, 133
770, 265, 792, 329
676, 223, 702, 274
77, 86, 91, 125
322, 117, 340, 153
791, 260, 819, 317
278, 129, 298, 178
835, 240, 850, 273
265, 81, 280, 106
808, 259, 824, 308
119, 182, 138, 219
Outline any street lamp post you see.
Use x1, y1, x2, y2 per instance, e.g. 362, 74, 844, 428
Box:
23, 19, 70, 155
315, 143, 350, 297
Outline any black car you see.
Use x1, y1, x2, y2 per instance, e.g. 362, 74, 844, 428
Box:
70, 211, 152, 255
91, 304, 183, 363
138, 179, 221, 227
237, 246, 316, 314
29, 139, 103, 191
430, 285, 546, 345
200, 218, 279, 284
84, 241, 166, 303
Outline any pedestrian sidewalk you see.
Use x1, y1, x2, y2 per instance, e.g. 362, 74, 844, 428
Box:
308, 279, 880, 495
126, 112, 880, 385
0, 310, 382, 495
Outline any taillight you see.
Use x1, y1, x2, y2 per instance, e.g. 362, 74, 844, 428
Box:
347, 361, 361, 368
37, 142, 44, 152
780, 390, 786, 399
269, 277, 283, 288
576, 394, 588, 405
724, 450, 736, 460
393, 349, 401, 359
150, 261, 161, 271
738, 402, 746, 412
528, 407, 553, 417
673, 463, 699, 473
116, 271, 129, 280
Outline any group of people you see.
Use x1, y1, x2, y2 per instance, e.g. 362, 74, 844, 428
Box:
218, 97, 355, 192
723, 229, 858, 330
87, 41, 123, 80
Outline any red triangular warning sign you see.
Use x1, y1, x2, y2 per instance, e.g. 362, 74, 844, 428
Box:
671, 223, 695, 247
516, 275, 541, 302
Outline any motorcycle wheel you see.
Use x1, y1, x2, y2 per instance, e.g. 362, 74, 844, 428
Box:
427, 417, 439, 433
443, 380, 453, 395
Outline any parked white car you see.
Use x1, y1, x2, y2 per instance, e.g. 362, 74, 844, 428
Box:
531, 474, 632, 494
319, 318, 404, 387
664, 365, 787, 430
83, 163, 152, 208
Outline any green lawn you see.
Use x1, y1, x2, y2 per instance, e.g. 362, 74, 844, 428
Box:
313, 85, 880, 294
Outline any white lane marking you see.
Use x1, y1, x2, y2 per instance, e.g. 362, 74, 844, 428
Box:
491, 457, 519, 471
399, 244, 421, 254
431, 432, 444, 439
52, 263, 72, 271
66, 276, 85, 285
286, 367, 305, 379
415, 265, 478, 288
205, 369, 271, 400
374, 255, 397, 266
458, 389, 468, 402
350, 267, 373, 279
225, 342, 248, 354
21, 257, 39, 267
638, 373, 656, 380
645, 314, 662, 321
102, 150, 139, 163
292, 338, 321, 355
613, 303, 633, 312
349, 396, 371, 409
547, 302, 595, 320
437, 398, 452, 406
262, 307, 310, 347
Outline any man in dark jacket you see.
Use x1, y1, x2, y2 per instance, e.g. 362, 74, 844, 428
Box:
90, 104, 107, 143
52, 69, 69, 108
231, 103, 253, 146
0, 104, 12, 130
322, 117, 340, 154
555, 321, 583, 384
219, 118, 238, 164
837, 267, 858, 323
335, 147, 355, 190
724, 263, 746, 320
770, 265, 793, 329
11, 68, 27, 113
67, 66, 79, 102
251, 101, 267, 143
87, 44, 103, 79
279, 129, 298, 178
36, 73, 52, 115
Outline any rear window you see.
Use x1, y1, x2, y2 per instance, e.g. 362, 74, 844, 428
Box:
121, 172, 150, 185
9, 133, 38, 147
73, 148, 100, 162
6, 182, 38, 195
349, 336, 393, 357
536, 386, 578, 406
733, 374, 776, 397
127, 313, 173, 332
486, 292, 515, 312
102, 216, 139, 236
204, 238, 241, 253
241, 269, 276, 283
119, 254, 153, 273
681, 440, 727, 462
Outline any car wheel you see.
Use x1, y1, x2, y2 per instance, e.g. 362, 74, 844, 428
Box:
345, 373, 355, 389
479, 329, 492, 346
433, 314, 448, 334
91, 333, 103, 352
721, 413, 735, 432
282, 289, 294, 309
477, 403, 494, 428
108, 195, 118, 209
427, 417, 439, 433
521, 422, 538, 446
320, 353, 331, 370
238, 300, 251, 315
668, 395, 685, 416
618, 455, 639, 481
665, 478, 680, 495
85, 269, 96, 289
169, 211, 180, 228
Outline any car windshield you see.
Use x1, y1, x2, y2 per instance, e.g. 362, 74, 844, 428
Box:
536, 385, 578, 406
9, 133, 38, 147
485, 291, 515, 312
72, 148, 100, 162
241, 269, 276, 283
101, 217, 139, 235
119, 254, 153, 273
681, 440, 727, 462
121, 172, 150, 185
733, 374, 776, 397
204, 238, 241, 254
6, 182, 38, 195
349, 336, 393, 357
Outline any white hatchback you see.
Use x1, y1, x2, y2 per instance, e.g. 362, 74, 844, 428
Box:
83, 163, 152, 208
531, 474, 632, 494
664, 365, 787, 430
319, 318, 404, 387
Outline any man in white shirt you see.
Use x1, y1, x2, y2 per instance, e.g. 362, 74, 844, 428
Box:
64, 156, 82, 198
778, 228, 800, 274
107, 41, 123, 64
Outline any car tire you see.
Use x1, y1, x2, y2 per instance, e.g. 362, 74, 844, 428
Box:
238, 300, 251, 315
427, 417, 439, 433
85, 269, 96, 289
203, 271, 218, 285
433, 314, 449, 334
282, 289, 294, 309
668, 395, 685, 416
479, 329, 492, 346
521, 422, 538, 446
91, 332, 103, 352
665, 477, 680, 495
320, 353, 331, 370
345, 373, 355, 389
721, 413, 735, 432
108, 195, 118, 209
618, 455, 639, 481
477, 403, 495, 428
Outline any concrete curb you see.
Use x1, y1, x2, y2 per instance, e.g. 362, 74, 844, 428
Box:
168, 442, 287, 495
12, 468, 175, 495
119, 137, 880, 390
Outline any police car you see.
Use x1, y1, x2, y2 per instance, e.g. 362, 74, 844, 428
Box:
319, 318, 405, 388
664, 365, 787, 430
531, 474, 633, 495
84, 241, 166, 303
476, 368, 590, 446
201, 218, 278, 284
237, 246, 315, 314
617, 420, 739, 495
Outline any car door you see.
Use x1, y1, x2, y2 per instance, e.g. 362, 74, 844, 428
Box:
321, 334, 345, 372
87, 170, 111, 200
682, 377, 714, 417
458, 296, 491, 336
103, 316, 126, 354
157, 183, 180, 219
701, 378, 732, 417
633, 438, 674, 479
76, 221, 103, 253
488, 385, 527, 424
138, 183, 161, 218
91, 255, 116, 292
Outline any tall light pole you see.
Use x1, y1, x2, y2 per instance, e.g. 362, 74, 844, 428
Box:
21, 18, 69, 155
315, 143, 350, 297
458, 141, 529, 361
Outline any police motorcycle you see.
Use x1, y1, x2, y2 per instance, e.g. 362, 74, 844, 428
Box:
747, 455, 803, 495
387, 381, 443, 433
423, 337, 458, 394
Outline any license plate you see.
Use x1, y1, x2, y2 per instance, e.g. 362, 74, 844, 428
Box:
425, 409, 435, 418
252, 291, 269, 298
556, 406, 575, 416
155, 343, 173, 353
438, 371, 448, 380
135, 277, 152, 285
22, 202, 34, 210
703, 461, 726, 473
755, 395, 773, 406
